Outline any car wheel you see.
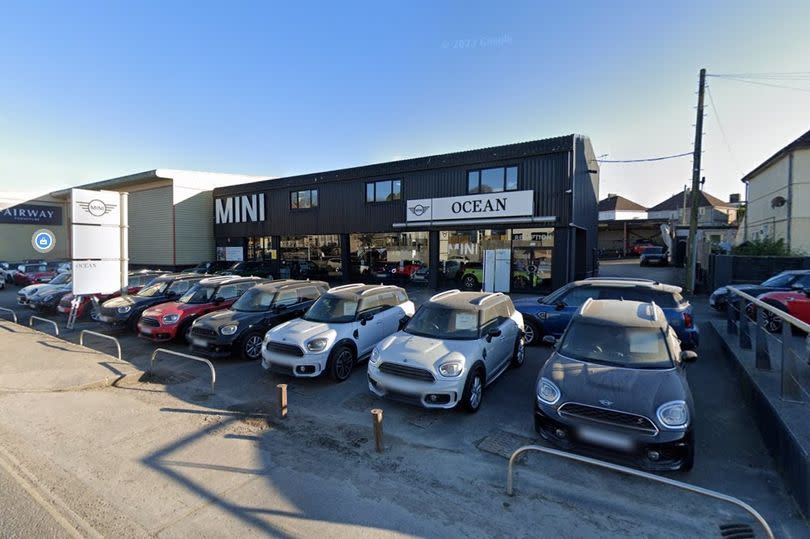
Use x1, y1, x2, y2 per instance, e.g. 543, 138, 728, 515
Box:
241, 332, 264, 360
762, 309, 783, 334
511, 336, 525, 368
460, 366, 484, 413
328, 344, 355, 382
462, 274, 478, 290
178, 320, 194, 343
523, 320, 540, 346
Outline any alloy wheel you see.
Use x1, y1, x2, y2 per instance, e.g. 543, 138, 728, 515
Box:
335, 349, 354, 380
523, 324, 535, 345
469, 375, 483, 409
245, 335, 263, 359
763, 310, 783, 333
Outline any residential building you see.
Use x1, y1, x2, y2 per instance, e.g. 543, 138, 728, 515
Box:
598, 194, 647, 221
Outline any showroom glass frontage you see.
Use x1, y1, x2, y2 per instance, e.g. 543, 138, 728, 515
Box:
348, 232, 429, 282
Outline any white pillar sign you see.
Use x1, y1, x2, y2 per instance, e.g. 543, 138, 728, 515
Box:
71, 188, 128, 296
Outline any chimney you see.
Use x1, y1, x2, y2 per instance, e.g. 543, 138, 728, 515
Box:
607, 193, 617, 198
729, 193, 740, 204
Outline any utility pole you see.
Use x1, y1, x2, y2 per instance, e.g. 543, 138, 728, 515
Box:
686, 68, 706, 294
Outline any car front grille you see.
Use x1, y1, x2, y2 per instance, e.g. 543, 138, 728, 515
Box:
378, 362, 435, 382
140, 317, 161, 328
191, 326, 217, 338
265, 341, 304, 357
558, 402, 658, 435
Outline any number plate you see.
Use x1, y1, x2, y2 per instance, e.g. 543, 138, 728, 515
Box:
98, 315, 113, 323
376, 273, 388, 279
577, 426, 634, 452
140, 327, 152, 335
191, 337, 207, 348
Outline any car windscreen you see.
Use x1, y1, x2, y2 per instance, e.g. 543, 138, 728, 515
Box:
405, 305, 479, 340
761, 272, 795, 287
50, 273, 71, 285
137, 282, 169, 297
179, 285, 216, 304
559, 321, 673, 369
232, 288, 274, 312
303, 295, 358, 323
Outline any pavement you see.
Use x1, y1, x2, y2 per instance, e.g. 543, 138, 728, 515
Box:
0, 262, 806, 538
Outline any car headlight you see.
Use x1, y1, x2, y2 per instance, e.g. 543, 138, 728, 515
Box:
438, 361, 463, 377
537, 377, 561, 405
117, 306, 131, 314
43, 294, 54, 302
306, 338, 329, 352
370, 346, 381, 365
162, 314, 180, 324
220, 324, 238, 336
656, 401, 689, 429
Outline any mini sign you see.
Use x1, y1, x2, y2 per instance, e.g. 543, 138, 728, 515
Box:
215, 193, 266, 224
71, 188, 121, 226
406, 190, 534, 222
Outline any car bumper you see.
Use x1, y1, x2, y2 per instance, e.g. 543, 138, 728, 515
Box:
678, 327, 700, 349
189, 335, 236, 358
97, 312, 131, 328
534, 404, 693, 472
261, 347, 329, 377
367, 365, 461, 409
137, 322, 179, 341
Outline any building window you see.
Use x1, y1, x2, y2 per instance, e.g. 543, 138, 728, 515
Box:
467, 166, 518, 194
365, 179, 402, 203
290, 189, 318, 209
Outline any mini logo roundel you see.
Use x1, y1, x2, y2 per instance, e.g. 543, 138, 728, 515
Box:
408, 204, 430, 217
78, 199, 117, 217
599, 399, 613, 407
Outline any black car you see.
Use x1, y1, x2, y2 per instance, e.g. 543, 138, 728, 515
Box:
184, 261, 232, 274
534, 299, 697, 472
709, 269, 810, 310
27, 276, 74, 312
218, 260, 274, 278
639, 246, 668, 266
97, 273, 204, 330
189, 279, 328, 360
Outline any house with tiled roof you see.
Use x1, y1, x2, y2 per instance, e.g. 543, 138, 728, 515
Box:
647, 189, 738, 225
598, 194, 647, 221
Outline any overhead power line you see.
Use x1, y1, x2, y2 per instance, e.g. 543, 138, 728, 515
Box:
708, 71, 810, 80
708, 76, 810, 93
705, 85, 742, 176
596, 151, 693, 163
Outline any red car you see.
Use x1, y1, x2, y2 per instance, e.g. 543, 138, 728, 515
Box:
57, 270, 164, 319
630, 240, 656, 256
14, 263, 57, 286
137, 275, 262, 342
372, 259, 423, 279
753, 290, 810, 333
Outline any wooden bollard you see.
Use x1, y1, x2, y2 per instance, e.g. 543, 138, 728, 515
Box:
371, 408, 384, 452
277, 384, 288, 419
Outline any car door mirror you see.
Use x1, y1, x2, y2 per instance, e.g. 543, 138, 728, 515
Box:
360, 312, 374, 325
273, 303, 288, 313
398, 315, 411, 330
542, 335, 558, 346
213, 296, 224, 304
680, 350, 698, 363
485, 327, 502, 342
554, 301, 566, 311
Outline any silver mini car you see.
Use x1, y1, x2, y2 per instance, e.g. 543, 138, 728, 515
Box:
368, 290, 524, 412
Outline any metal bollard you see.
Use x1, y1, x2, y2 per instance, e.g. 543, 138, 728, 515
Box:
371, 408, 384, 453
726, 298, 737, 335
739, 300, 752, 350
277, 384, 288, 419
755, 308, 771, 370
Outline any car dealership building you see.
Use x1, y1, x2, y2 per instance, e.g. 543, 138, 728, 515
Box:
213, 135, 600, 293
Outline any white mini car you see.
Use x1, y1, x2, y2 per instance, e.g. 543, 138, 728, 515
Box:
368, 290, 524, 412
261, 284, 415, 382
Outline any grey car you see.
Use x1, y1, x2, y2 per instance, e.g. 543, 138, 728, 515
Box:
534, 298, 697, 471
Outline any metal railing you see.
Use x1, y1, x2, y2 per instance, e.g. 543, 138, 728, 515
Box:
726, 286, 810, 402
506, 445, 773, 539
150, 348, 216, 392
79, 330, 122, 361
0, 307, 17, 323
29, 315, 59, 336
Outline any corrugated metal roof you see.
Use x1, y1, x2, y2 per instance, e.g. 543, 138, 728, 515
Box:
741, 128, 810, 183
214, 135, 578, 196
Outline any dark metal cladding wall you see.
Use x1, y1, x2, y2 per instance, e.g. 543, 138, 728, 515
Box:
572, 135, 600, 277
214, 148, 575, 237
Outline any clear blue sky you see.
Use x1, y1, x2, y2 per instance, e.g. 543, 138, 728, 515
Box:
1, 1, 809, 206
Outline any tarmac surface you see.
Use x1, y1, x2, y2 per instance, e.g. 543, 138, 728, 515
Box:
0, 260, 806, 537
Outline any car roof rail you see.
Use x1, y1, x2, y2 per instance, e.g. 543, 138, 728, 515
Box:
430, 289, 461, 302
361, 285, 398, 296
585, 277, 658, 284
329, 283, 366, 292
473, 292, 504, 305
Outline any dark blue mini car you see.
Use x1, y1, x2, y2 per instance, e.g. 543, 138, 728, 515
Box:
514, 278, 699, 350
